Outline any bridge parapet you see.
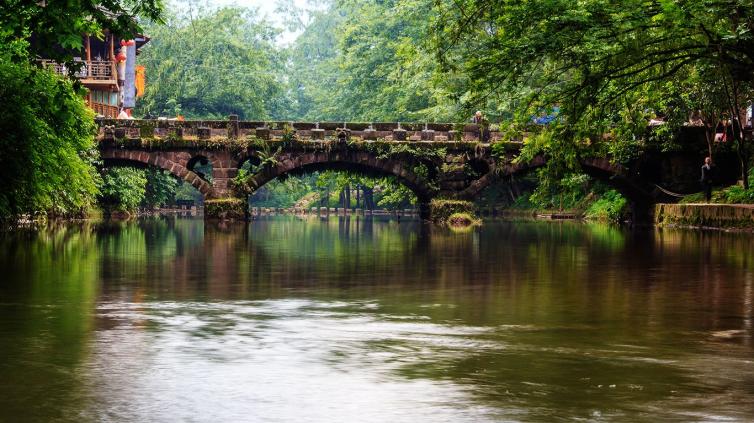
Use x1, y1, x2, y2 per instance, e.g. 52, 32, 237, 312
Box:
96, 118, 525, 144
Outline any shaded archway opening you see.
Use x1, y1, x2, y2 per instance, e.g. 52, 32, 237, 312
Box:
187, 155, 213, 182
101, 155, 213, 198
579, 163, 655, 221
240, 156, 436, 218
101, 159, 204, 210
474, 172, 540, 216
244, 163, 429, 216
480, 159, 655, 219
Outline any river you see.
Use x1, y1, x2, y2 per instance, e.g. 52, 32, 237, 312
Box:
1, 217, 753, 422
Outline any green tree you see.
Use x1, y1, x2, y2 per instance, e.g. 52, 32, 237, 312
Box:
142, 168, 178, 209
98, 168, 147, 212
0, 46, 100, 218
286, 0, 464, 121
135, 3, 289, 119
434, 0, 754, 187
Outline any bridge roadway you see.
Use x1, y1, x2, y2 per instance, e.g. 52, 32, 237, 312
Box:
96, 116, 675, 220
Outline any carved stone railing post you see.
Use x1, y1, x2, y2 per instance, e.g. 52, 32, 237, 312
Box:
197, 127, 211, 139
421, 123, 435, 141
228, 114, 239, 139
311, 122, 325, 140
393, 123, 407, 141
336, 128, 351, 143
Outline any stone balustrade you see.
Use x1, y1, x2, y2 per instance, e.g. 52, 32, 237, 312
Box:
96, 116, 522, 144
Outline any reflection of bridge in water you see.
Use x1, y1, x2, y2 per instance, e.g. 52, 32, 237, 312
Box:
98, 116, 704, 220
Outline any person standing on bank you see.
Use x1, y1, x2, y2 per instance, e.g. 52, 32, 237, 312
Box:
700, 157, 714, 202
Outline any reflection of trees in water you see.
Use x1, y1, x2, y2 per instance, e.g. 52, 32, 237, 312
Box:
235, 217, 428, 292
0, 223, 99, 420
91, 218, 207, 300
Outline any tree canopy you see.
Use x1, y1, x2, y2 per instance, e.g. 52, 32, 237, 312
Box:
135, 5, 289, 119
434, 0, 753, 185
1, 0, 162, 63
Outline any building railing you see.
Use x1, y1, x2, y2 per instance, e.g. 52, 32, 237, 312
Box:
82, 60, 116, 81
90, 102, 119, 118
38, 59, 115, 81
38, 59, 86, 78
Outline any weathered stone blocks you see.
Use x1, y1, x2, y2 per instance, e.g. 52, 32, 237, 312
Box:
204, 198, 247, 220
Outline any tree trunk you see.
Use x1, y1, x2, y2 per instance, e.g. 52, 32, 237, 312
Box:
721, 71, 749, 189
739, 145, 749, 189
506, 182, 516, 203
364, 186, 374, 210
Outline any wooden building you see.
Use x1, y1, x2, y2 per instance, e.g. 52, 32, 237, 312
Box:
38, 31, 149, 118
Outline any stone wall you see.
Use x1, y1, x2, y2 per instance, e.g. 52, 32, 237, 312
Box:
655, 204, 754, 229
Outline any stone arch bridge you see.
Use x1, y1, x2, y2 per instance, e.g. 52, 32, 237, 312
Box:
97, 117, 684, 220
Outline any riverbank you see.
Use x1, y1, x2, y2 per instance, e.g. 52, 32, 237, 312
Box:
655, 203, 754, 231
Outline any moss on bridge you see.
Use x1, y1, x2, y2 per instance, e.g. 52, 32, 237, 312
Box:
204, 198, 247, 220
99, 134, 490, 153
429, 199, 479, 226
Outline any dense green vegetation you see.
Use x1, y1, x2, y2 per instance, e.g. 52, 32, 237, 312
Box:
435, 0, 753, 188
0, 43, 100, 218
97, 167, 191, 213
135, 5, 289, 119
285, 0, 461, 121
98, 168, 148, 213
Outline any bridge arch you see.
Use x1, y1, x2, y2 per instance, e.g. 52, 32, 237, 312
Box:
100, 149, 214, 197
577, 157, 655, 207
488, 155, 655, 213
236, 150, 437, 216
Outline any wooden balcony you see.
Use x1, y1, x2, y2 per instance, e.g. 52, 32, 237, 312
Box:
38, 59, 118, 89
38, 59, 87, 78
89, 101, 119, 118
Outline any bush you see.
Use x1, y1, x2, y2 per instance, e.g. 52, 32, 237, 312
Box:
528, 171, 590, 210
142, 169, 179, 209
447, 212, 481, 228
98, 168, 148, 213
0, 52, 99, 218
205, 198, 247, 220
724, 186, 754, 204
430, 199, 475, 223
584, 189, 628, 222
